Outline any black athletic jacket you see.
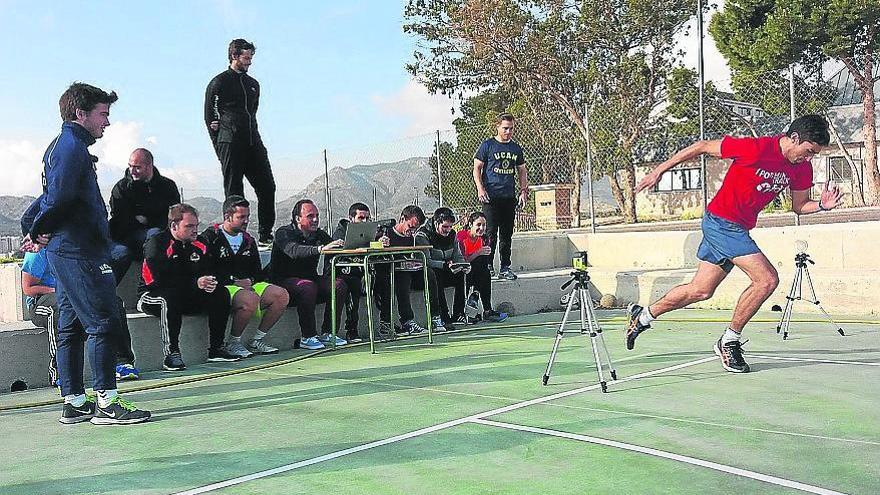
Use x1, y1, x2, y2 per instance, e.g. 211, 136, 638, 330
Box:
139, 230, 215, 294
415, 219, 465, 270
108, 167, 180, 242
201, 224, 263, 285
268, 223, 331, 282
204, 68, 261, 146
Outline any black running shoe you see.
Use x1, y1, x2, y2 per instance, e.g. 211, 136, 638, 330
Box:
499, 267, 518, 280
625, 304, 650, 350
90, 396, 151, 425
345, 330, 363, 344
208, 347, 241, 362
714, 338, 750, 373
258, 233, 274, 248
59, 394, 96, 424
163, 352, 187, 371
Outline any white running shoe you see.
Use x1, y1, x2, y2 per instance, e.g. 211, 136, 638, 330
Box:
250, 339, 279, 355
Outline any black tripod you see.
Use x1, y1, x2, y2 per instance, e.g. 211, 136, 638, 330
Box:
543, 269, 617, 392
776, 251, 844, 340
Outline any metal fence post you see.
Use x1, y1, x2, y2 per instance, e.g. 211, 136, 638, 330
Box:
323, 149, 333, 228
697, 0, 708, 212
585, 103, 596, 234
436, 129, 444, 207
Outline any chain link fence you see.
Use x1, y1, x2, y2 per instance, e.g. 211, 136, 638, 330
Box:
181, 64, 873, 235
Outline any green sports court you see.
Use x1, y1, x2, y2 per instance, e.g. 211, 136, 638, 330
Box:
2, 309, 877, 495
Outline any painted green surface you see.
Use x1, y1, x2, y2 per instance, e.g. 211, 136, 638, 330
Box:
0, 309, 877, 494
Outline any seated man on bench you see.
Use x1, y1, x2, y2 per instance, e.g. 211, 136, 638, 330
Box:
138, 203, 242, 371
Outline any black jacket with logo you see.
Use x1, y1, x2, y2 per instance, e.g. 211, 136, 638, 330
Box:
139, 230, 215, 294
268, 223, 331, 282
204, 68, 262, 146
201, 224, 263, 285
108, 167, 180, 242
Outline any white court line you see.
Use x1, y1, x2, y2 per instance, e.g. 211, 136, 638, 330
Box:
171, 356, 716, 494
470, 418, 848, 495
749, 354, 880, 367
254, 367, 879, 447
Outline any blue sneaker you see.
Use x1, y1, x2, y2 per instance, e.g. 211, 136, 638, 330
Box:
115, 363, 140, 381
318, 333, 348, 346
483, 310, 508, 323
300, 336, 326, 350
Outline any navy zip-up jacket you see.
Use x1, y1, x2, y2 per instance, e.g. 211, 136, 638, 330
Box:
30, 122, 111, 260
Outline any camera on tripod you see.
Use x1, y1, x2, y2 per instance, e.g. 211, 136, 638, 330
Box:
572, 251, 588, 272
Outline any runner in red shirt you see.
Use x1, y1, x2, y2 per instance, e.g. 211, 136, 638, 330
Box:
625, 115, 842, 373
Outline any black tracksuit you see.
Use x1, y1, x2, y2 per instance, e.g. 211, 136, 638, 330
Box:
201, 224, 264, 284
138, 230, 230, 355
205, 68, 276, 238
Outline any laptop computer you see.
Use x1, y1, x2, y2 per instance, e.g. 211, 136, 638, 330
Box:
343, 221, 380, 249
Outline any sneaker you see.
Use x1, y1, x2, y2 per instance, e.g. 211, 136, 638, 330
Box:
377, 321, 396, 341
258, 233, 274, 248
207, 347, 242, 362
432, 316, 447, 333
319, 333, 348, 346
483, 310, 508, 323
402, 319, 428, 335
163, 352, 187, 371
345, 330, 363, 343
250, 338, 279, 355
59, 394, 96, 424
714, 338, 750, 373
90, 396, 151, 425
499, 267, 518, 280
299, 336, 326, 350
454, 314, 473, 326
115, 363, 140, 381
625, 304, 650, 351
224, 339, 254, 359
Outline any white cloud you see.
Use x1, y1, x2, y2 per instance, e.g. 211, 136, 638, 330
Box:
0, 139, 44, 196
372, 79, 457, 135
92, 120, 144, 174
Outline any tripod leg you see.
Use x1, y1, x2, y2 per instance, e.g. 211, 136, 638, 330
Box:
543, 286, 576, 385
802, 267, 845, 336
582, 287, 617, 381
581, 288, 608, 393
780, 267, 801, 340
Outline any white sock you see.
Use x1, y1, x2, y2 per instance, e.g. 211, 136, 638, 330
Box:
64, 394, 86, 407
638, 307, 655, 326
96, 389, 118, 408
229, 335, 242, 343
253, 330, 267, 341
721, 328, 741, 344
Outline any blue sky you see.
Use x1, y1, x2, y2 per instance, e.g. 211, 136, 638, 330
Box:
0, 1, 730, 200
0, 0, 456, 199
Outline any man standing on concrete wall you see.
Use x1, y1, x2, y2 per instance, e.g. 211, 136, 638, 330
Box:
473, 113, 529, 280
205, 38, 277, 247
27, 82, 150, 425
626, 114, 842, 373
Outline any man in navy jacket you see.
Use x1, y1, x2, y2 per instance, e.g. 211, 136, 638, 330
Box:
27, 82, 149, 425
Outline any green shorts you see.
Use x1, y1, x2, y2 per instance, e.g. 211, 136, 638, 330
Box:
226, 281, 271, 319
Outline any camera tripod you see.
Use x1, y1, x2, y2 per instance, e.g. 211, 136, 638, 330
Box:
543, 269, 617, 392
776, 251, 844, 340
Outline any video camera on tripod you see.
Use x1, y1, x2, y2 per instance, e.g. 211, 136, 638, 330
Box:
775, 240, 845, 339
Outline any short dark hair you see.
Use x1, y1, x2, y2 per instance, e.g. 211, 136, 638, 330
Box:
292, 199, 315, 220
433, 207, 455, 224
168, 203, 199, 228
348, 202, 370, 218
787, 114, 830, 146
496, 113, 515, 125
223, 195, 249, 219
228, 38, 256, 61
466, 211, 486, 227
400, 205, 425, 224
59, 82, 118, 122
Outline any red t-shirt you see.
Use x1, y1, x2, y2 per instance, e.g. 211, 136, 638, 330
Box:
456, 229, 484, 257
706, 135, 813, 230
